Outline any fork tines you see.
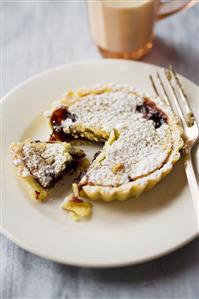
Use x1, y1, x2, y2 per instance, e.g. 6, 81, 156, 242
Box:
150, 66, 195, 128
167, 66, 195, 127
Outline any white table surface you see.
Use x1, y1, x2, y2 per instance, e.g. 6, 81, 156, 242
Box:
1, 1, 199, 299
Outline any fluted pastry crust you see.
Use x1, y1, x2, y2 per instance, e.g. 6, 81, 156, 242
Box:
45, 84, 183, 201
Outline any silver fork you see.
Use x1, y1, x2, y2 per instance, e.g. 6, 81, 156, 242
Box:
150, 66, 199, 230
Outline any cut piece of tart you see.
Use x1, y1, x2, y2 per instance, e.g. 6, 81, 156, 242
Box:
45, 84, 184, 201
9, 140, 85, 201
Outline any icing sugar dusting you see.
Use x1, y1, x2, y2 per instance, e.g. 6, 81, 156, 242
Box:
48, 84, 175, 187
87, 122, 171, 186
64, 91, 144, 133
22, 143, 72, 188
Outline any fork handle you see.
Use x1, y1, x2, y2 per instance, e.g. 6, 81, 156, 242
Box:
183, 148, 199, 231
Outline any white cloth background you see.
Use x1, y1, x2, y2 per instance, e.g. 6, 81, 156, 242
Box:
1, 1, 199, 299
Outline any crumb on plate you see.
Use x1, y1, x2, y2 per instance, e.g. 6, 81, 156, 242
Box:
61, 195, 93, 221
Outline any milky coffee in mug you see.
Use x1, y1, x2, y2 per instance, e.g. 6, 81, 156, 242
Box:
87, 0, 195, 59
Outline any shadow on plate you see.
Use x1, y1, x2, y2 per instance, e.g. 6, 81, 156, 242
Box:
143, 37, 199, 85
96, 160, 187, 216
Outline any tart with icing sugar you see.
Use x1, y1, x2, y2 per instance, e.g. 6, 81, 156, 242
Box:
9, 140, 85, 201
45, 84, 183, 201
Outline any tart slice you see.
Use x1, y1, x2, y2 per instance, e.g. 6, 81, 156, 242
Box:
9, 140, 85, 201
45, 84, 183, 201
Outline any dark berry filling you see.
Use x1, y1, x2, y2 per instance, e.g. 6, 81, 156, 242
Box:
136, 98, 168, 129
49, 107, 77, 141
75, 171, 87, 184
92, 151, 101, 162
35, 190, 41, 200
49, 131, 70, 142
50, 107, 77, 126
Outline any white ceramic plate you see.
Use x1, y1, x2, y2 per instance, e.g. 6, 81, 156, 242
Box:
1, 60, 199, 267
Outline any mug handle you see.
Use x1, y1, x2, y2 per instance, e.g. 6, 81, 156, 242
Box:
157, 0, 196, 20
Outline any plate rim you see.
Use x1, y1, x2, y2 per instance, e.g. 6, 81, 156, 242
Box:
1, 227, 198, 268
2, 58, 199, 102
1, 59, 199, 268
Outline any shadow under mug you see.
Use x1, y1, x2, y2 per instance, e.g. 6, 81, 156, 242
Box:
87, 0, 196, 60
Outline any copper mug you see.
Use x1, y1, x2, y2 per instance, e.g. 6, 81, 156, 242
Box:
87, 0, 196, 60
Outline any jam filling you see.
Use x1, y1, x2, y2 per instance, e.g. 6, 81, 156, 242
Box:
50, 107, 77, 141
68, 152, 86, 175
23, 156, 84, 190
70, 196, 83, 203
92, 151, 101, 162
128, 176, 133, 182
49, 131, 69, 142
136, 98, 168, 129
75, 171, 87, 184
35, 190, 41, 200
50, 107, 77, 126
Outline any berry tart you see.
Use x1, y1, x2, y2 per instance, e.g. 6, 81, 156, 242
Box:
45, 84, 183, 201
